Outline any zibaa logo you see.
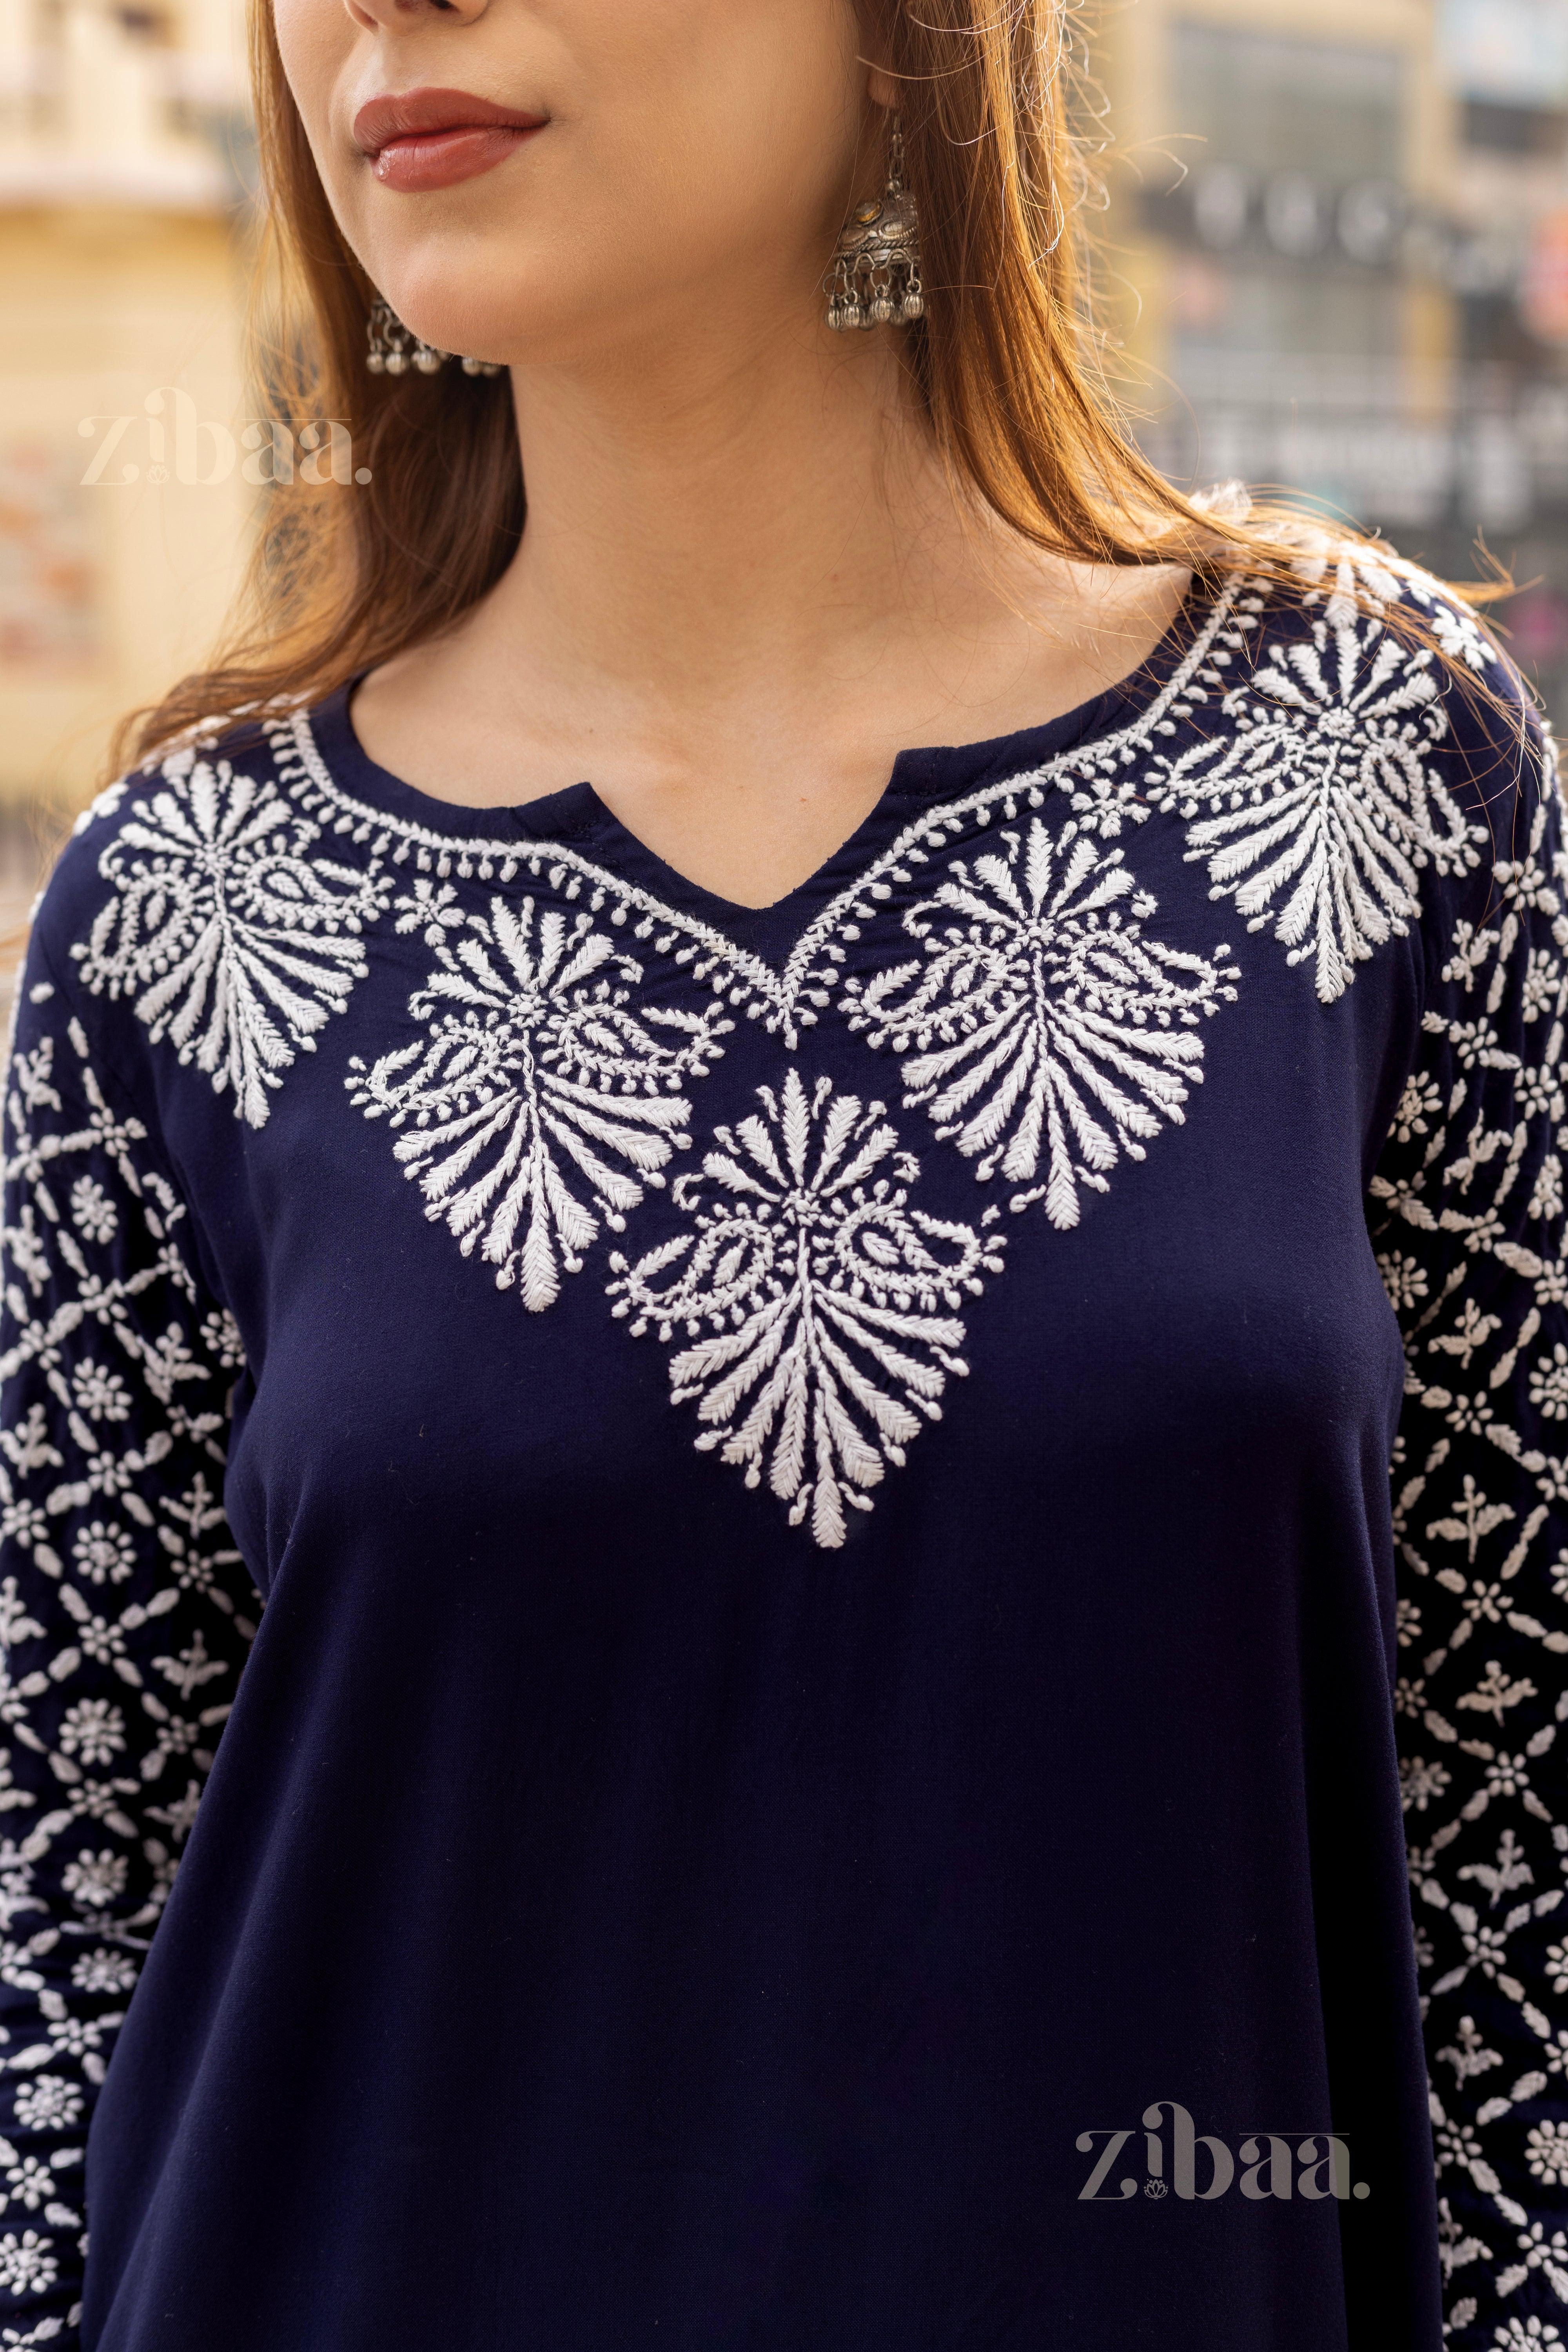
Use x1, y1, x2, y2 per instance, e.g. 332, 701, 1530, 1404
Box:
78, 390, 372, 487
1076, 2102, 1370, 2203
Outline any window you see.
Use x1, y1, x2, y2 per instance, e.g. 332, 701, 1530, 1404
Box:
1463, 98, 1568, 154
1170, 25, 1405, 181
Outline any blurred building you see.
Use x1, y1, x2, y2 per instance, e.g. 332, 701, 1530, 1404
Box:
1102, 0, 1568, 719
0, 0, 252, 830
5, 0, 1568, 831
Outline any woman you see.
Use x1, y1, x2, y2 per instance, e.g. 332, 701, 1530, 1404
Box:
0, 1, 1561, 2345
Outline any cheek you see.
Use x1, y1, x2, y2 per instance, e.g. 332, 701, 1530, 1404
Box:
299, 0, 864, 356
271, 0, 359, 213
561, 0, 861, 271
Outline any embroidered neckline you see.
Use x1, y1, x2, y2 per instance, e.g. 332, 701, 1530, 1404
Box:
271, 571, 1252, 1049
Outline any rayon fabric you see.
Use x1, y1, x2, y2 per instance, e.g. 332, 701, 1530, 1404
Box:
0, 558, 1564, 2350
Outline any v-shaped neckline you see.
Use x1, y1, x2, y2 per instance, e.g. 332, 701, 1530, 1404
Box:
303, 570, 1221, 965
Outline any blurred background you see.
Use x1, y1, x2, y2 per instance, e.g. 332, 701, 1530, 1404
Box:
1099, 0, 1568, 717
1, 0, 1567, 935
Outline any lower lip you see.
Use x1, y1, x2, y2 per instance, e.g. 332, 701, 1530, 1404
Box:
371, 123, 542, 194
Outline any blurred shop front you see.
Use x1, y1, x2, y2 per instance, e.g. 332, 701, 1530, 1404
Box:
0, 0, 253, 956
4, 0, 1568, 855
1105, 0, 1568, 726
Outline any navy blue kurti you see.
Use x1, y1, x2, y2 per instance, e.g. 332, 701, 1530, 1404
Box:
1, 555, 1565, 2350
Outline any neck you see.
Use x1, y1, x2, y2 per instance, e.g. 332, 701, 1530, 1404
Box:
348, 284, 1192, 898
481, 310, 989, 715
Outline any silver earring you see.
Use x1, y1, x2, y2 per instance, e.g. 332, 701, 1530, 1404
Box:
366, 297, 442, 376
824, 120, 924, 332
365, 298, 501, 379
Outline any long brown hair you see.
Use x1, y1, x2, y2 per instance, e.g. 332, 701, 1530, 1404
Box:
116, 0, 1504, 771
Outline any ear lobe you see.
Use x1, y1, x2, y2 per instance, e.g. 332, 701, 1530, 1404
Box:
866, 65, 900, 111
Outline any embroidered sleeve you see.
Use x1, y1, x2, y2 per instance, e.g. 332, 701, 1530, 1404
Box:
1369, 702, 1568, 2345
0, 944, 256, 2347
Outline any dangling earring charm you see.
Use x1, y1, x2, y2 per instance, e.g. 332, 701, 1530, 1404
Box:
365, 298, 502, 379
366, 298, 443, 376
824, 120, 924, 332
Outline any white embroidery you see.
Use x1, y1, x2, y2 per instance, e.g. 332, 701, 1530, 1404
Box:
1370, 736, 1568, 2343
273, 574, 1256, 1049
82, 565, 1497, 1154
1290, 532, 1499, 679
348, 896, 731, 1311
783, 579, 1258, 1029
273, 713, 789, 1033
840, 817, 1238, 1229
72, 751, 389, 1127
1147, 613, 1484, 1005
0, 1002, 252, 2326
608, 1070, 1003, 1548
28, 553, 1568, 2340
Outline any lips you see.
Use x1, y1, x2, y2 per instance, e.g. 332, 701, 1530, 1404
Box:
354, 87, 546, 193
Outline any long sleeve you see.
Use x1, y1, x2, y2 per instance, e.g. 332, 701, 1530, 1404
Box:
0, 932, 257, 2346
1369, 696, 1568, 2345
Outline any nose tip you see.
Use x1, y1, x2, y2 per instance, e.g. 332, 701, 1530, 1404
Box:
345, 0, 490, 31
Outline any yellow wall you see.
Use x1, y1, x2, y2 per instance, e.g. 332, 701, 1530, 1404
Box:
0, 207, 251, 806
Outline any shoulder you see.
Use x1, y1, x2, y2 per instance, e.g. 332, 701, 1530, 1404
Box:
23, 699, 398, 1131
1237, 536, 1550, 813
1233, 537, 1556, 860
1125, 537, 1556, 1005
19, 707, 330, 1129
30, 710, 289, 989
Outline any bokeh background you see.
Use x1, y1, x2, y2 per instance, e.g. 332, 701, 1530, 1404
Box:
1099, 0, 1568, 717
2, 0, 1567, 943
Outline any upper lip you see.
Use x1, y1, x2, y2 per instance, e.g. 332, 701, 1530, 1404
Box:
353, 87, 546, 156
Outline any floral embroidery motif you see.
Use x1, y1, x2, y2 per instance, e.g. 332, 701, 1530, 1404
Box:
349, 896, 731, 1311
1290, 533, 1498, 678
31, 557, 1568, 2347
1369, 741, 1568, 2348
1148, 612, 1483, 1005
608, 1070, 1003, 1547
839, 817, 1238, 1228
0, 993, 255, 2332
271, 577, 1258, 1051
72, 749, 389, 1127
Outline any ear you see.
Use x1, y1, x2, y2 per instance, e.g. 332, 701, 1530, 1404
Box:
857, 8, 899, 114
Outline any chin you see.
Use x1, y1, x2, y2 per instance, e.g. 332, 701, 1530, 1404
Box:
371, 231, 613, 372
372, 272, 522, 373
401, 286, 695, 376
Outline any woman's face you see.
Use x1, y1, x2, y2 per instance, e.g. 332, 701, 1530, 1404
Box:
273, 0, 876, 371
